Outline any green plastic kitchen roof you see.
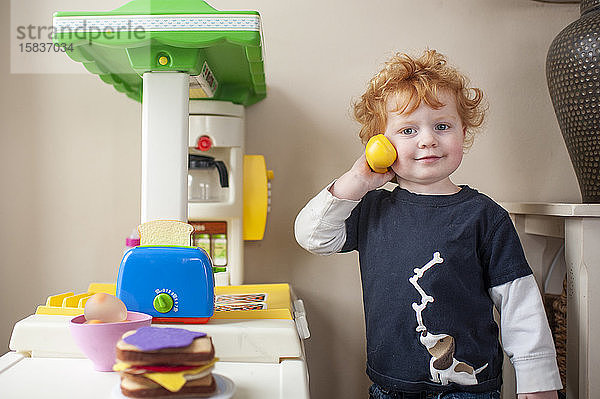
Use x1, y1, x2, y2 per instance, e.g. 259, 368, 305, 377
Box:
52, 0, 266, 105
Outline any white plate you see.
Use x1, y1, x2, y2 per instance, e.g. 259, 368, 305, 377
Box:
113, 373, 235, 399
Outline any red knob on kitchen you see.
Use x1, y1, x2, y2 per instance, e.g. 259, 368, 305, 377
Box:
196, 135, 212, 151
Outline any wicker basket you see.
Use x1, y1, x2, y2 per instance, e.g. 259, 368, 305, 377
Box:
543, 279, 567, 393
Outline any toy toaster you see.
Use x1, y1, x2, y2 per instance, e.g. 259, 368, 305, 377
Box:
116, 246, 215, 324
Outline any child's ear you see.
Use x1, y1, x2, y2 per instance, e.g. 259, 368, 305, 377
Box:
462, 126, 467, 138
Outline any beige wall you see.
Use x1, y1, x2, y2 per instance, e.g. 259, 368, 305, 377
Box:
0, 0, 581, 398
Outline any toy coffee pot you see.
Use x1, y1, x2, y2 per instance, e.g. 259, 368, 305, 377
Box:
188, 154, 229, 202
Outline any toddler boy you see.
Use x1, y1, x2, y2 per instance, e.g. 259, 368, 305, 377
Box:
295, 50, 562, 399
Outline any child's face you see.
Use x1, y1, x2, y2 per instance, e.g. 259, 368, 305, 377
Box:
383, 90, 465, 193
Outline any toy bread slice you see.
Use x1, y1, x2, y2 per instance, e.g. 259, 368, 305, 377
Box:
120, 373, 216, 398
138, 220, 194, 246
116, 330, 215, 366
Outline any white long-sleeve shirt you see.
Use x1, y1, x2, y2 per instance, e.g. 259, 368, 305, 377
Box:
295, 182, 562, 394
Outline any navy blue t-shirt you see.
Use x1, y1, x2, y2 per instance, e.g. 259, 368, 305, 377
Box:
341, 185, 532, 393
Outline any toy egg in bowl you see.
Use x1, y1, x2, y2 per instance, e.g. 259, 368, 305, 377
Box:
70, 311, 152, 371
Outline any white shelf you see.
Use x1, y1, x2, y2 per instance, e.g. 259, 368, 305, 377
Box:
501, 202, 600, 399
499, 202, 600, 217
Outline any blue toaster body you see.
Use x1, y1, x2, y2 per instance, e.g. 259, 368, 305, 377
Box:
116, 246, 214, 320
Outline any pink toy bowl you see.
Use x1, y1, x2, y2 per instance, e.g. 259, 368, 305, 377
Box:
69, 311, 152, 371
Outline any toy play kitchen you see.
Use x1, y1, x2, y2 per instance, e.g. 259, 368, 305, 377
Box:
0, 1, 310, 398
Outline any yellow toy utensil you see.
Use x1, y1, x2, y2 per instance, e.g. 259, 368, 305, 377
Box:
365, 134, 397, 173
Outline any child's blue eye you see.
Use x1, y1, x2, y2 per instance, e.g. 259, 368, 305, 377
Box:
435, 123, 450, 131
401, 128, 416, 135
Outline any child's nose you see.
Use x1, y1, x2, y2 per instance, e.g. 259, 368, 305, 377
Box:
417, 129, 438, 148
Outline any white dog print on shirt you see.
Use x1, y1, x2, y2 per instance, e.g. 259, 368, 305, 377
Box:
409, 252, 488, 385
419, 331, 488, 385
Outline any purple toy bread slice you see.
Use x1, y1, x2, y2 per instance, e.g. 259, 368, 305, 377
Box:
116, 329, 215, 366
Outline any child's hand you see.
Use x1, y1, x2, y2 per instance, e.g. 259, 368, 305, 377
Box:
330, 153, 395, 200
517, 391, 558, 399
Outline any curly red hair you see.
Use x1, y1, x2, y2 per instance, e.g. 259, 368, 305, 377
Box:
353, 49, 486, 150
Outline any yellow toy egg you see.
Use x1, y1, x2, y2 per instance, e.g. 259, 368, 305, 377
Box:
84, 293, 127, 323
365, 134, 397, 173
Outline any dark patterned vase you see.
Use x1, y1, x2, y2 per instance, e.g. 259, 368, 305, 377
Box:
546, 0, 600, 202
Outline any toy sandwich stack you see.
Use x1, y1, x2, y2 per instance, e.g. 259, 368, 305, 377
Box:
113, 326, 218, 398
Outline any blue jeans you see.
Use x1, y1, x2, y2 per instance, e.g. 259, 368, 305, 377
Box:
368, 383, 501, 399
